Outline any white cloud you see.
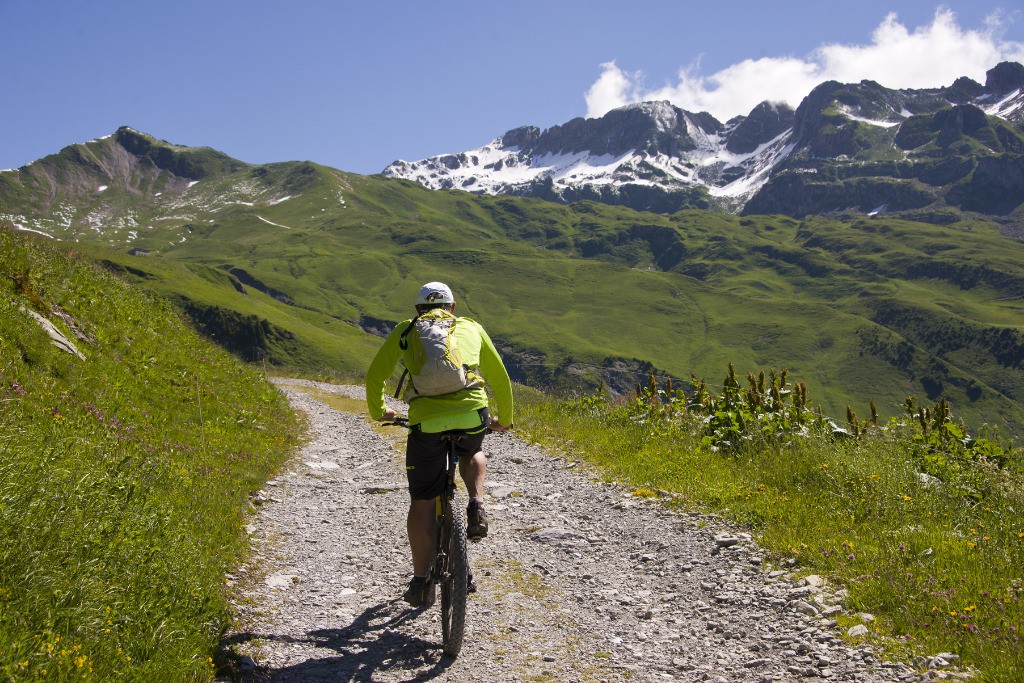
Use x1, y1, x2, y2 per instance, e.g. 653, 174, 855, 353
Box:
584, 61, 642, 114
585, 8, 1024, 122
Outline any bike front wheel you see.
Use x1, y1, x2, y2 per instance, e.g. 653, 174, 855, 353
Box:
439, 500, 469, 657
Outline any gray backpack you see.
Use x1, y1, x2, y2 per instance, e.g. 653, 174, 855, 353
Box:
394, 310, 482, 399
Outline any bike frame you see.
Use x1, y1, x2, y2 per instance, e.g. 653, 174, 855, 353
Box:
385, 418, 469, 658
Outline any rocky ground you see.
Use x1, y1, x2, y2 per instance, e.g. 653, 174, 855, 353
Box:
221, 380, 961, 682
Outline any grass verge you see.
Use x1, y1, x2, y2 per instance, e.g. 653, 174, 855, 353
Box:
515, 370, 1023, 681
1, 229, 301, 681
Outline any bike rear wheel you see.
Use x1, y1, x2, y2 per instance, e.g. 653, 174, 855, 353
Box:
439, 498, 469, 657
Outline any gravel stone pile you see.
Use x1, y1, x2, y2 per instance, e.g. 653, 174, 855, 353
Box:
223, 380, 950, 682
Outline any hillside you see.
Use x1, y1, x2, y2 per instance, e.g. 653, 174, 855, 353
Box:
1, 128, 1023, 436
0, 226, 299, 679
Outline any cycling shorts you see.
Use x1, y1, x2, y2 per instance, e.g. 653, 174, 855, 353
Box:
406, 408, 488, 500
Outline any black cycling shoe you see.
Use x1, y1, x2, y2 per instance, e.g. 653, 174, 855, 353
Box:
468, 572, 477, 593
403, 576, 435, 608
467, 501, 489, 540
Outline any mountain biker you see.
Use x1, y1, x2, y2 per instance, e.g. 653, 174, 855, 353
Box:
365, 281, 514, 607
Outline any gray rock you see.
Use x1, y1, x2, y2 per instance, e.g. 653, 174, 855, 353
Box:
528, 527, 591, 546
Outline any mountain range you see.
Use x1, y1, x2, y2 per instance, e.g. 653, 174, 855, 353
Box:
383, 62, 1024, 228
1, 69, 1023, 437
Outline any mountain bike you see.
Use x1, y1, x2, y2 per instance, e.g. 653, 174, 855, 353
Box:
386, 417, 470, 658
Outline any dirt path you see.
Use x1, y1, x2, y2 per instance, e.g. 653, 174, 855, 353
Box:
223, 380, 926, 682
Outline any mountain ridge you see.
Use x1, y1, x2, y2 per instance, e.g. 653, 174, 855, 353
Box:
383, 61, 1024, 224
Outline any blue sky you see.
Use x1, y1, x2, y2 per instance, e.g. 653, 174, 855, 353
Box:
1, 1, 1023, 175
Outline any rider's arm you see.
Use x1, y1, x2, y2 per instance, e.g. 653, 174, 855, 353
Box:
477, 325, 514, 429
365, 327, 403, 421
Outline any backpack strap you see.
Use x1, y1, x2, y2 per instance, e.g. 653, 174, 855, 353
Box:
393, 314, 422, 398
398, 314, 421, 351
393, 369, 409, 399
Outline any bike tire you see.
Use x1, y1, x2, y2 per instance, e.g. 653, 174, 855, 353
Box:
440, 498, 469, 657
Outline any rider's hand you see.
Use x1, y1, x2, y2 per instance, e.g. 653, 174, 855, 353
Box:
381, 409, 398, 421
489, 417, 511, 432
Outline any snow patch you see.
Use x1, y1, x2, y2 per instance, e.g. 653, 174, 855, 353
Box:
98, 185, 108, 192
838, 105, 901, 128
268, 195, 292, 205
257, 215, 293, 230
187, 180, 200, 188
708, 131, 795, 199
14, 223, 56, 239
982, 89, 1023, 118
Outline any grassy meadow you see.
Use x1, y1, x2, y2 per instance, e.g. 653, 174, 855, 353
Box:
515, 369, 1024, 681
0, 227, 300, 681
3, 132, 1022, 435
77, 174, 1024, 437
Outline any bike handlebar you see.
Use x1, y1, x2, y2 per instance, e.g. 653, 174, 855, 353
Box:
379, 416, 513, 433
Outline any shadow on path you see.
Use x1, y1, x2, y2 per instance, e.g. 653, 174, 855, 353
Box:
222, 599, 456, 682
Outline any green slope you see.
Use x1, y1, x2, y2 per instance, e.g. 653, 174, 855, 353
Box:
2, 130, 1022, 435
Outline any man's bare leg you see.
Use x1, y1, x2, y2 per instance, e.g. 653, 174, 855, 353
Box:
459, 451, 487, 498
407, 499, 434, 575
460, 452, 489, 539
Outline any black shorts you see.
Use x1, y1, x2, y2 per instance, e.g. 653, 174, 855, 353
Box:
406, 408, 489, 500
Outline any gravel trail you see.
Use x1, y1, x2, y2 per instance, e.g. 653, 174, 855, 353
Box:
224, 379, 930, 682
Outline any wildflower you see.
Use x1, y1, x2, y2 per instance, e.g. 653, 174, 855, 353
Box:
902, 495, 912, 501
74, 656, 87, 669
950, 611, 958, 617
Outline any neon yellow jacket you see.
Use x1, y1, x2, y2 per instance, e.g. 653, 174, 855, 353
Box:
366, 313, 514, 427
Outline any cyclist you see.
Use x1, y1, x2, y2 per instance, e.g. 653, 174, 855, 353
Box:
366, 281, 514, 607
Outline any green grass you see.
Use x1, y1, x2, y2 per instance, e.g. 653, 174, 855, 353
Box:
515, 371, 1024, 682
0, 227, 301, 681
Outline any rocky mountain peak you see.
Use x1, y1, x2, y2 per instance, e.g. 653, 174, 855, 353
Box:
725, 101, 795, 154
985, 61, 1024, 95
497, 125, 542, 149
